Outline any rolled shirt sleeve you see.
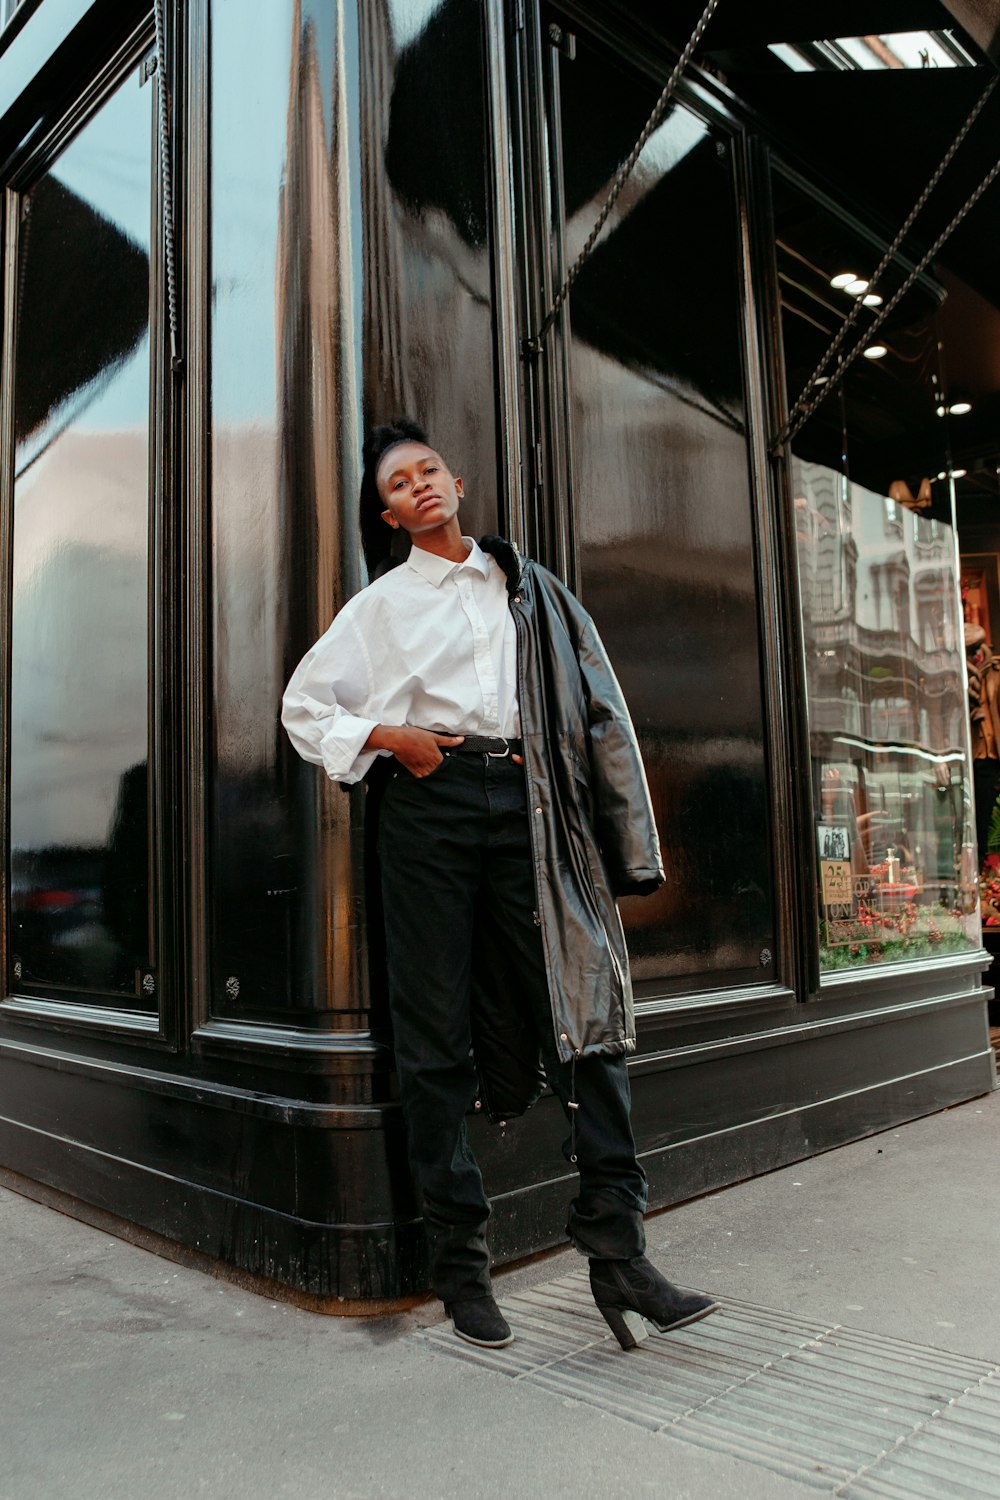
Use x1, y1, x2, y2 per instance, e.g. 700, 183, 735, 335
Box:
281, 612, 382, 785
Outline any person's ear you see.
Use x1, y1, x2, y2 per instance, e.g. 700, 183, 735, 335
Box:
381, 507, 399, 529
455, 476, 464, 499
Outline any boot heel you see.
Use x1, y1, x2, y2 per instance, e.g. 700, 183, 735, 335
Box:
597, 1303, 649, 1350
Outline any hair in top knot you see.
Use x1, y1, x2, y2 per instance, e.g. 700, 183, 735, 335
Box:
359, 417, 431, 573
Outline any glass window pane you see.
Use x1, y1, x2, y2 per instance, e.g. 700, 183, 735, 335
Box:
776, 173, 980, 971
8, 67, 154, 1002
553, 26, 775, 992
208, 0, 501, 1015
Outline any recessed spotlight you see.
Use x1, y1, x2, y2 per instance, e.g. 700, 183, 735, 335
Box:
830, 272, 858, 289
862, 293, 883, 307
950, 468, 968, 478
813, 375, 830, 386
863, 344, 888, 359
937, 471, 947, 480
948, 401, 972, 415
936, 405, 947, 417
845, 278, 870, 296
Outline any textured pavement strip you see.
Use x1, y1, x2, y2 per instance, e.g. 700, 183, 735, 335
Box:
843, 1376, 1000, 1499
416, 1269, 1000, 1496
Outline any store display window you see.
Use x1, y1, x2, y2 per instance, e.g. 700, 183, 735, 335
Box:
776, 172, 980, 971
3, 46, 160, 1005
545, 21, 775, 994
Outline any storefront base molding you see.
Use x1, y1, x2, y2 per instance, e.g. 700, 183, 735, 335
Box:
0, 1113, 430, 1305
0, 1041, 992, 1304
487, 1046, 996, 1265
0, 989, 994, 1303
0, 1163, 430, 1316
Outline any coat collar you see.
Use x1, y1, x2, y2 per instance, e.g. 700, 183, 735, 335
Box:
478, 535, 525, 596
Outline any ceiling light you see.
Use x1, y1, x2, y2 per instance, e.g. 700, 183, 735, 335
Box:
950, 468, 967, 479
845, 278, 870, 296
862, 293, 883, 307
948, 400, 972, 415
830, 272, 858, 289
937, 405, 947, 417
813, 375, 830, 385
863, 344, 888, 359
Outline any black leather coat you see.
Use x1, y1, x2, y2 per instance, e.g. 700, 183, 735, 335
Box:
469, 537, 664, 1120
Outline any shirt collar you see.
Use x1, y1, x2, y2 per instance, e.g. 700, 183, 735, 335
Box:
405, 536, 490, 588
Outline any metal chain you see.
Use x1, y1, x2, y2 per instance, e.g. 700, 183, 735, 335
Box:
14, 195, 32, 335
524, 0, 721, 354
153, 0, 181, 372
773, 74, 997, 450
780, 151, 1000, 448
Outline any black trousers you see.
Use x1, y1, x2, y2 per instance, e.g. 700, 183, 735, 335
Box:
379, 749, 648, 1304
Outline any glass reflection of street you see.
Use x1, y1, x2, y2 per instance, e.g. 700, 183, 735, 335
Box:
9, 66, 153, 1003
778, 175, 981, 969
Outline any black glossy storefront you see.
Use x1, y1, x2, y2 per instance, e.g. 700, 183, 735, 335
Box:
0, 0, 995, 1303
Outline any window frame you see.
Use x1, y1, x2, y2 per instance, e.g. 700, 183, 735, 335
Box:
0, 14, 175, 1041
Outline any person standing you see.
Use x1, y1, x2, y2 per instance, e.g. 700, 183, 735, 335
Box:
282, 418, 719, 1349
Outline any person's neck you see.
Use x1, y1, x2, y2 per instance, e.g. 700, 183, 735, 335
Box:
409, 522, 469, 564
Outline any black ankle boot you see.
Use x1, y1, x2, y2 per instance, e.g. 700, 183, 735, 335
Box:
589, 1256, 719, 1350
446, 1294, 514, 1348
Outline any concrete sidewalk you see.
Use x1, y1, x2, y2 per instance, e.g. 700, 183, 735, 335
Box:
1, 1088, 998, 1500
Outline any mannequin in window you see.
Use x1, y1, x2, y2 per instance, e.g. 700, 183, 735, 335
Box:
966, 622, 1000, 856
888, 477, 932, 514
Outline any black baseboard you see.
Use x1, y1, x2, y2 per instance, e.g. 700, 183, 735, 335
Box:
2, 1047, 993, 1300
0, 1111, 429, 1299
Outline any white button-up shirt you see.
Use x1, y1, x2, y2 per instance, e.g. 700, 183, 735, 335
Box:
282, 538, 520, 784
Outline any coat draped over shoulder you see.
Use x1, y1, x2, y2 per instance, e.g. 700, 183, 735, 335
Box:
467, 537, 664, 1118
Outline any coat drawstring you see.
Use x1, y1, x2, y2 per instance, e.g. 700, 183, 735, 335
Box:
568, 1052, 580, 1163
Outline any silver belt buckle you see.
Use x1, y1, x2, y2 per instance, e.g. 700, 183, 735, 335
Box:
487, 737, 510, 758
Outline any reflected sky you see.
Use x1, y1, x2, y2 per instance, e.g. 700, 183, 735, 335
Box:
212, 0, 293, 425
9, 59, 154, 997
24, 0, 457, 434
22, 69, 154, 444
386, 0, 439, 47
212, 0, 373, 427
52, 95, 151, 249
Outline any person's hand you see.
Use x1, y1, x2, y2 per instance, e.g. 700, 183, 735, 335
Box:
512, 753, 524, 765
381, 726, 464, 777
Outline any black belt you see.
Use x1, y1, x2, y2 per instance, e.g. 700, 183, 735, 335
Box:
446, 735, 522, 757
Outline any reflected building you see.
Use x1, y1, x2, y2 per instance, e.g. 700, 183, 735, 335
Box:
795, 457, 974, 957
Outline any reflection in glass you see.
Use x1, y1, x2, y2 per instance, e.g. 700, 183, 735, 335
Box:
376, 0, 498, 538
552, 26, 774, 990
8, 68, 154, 1000
777, 175, 979, 969
209, 0, 499, 1015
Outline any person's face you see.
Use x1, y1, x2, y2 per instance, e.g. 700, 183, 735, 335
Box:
377, 442, 463, 536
